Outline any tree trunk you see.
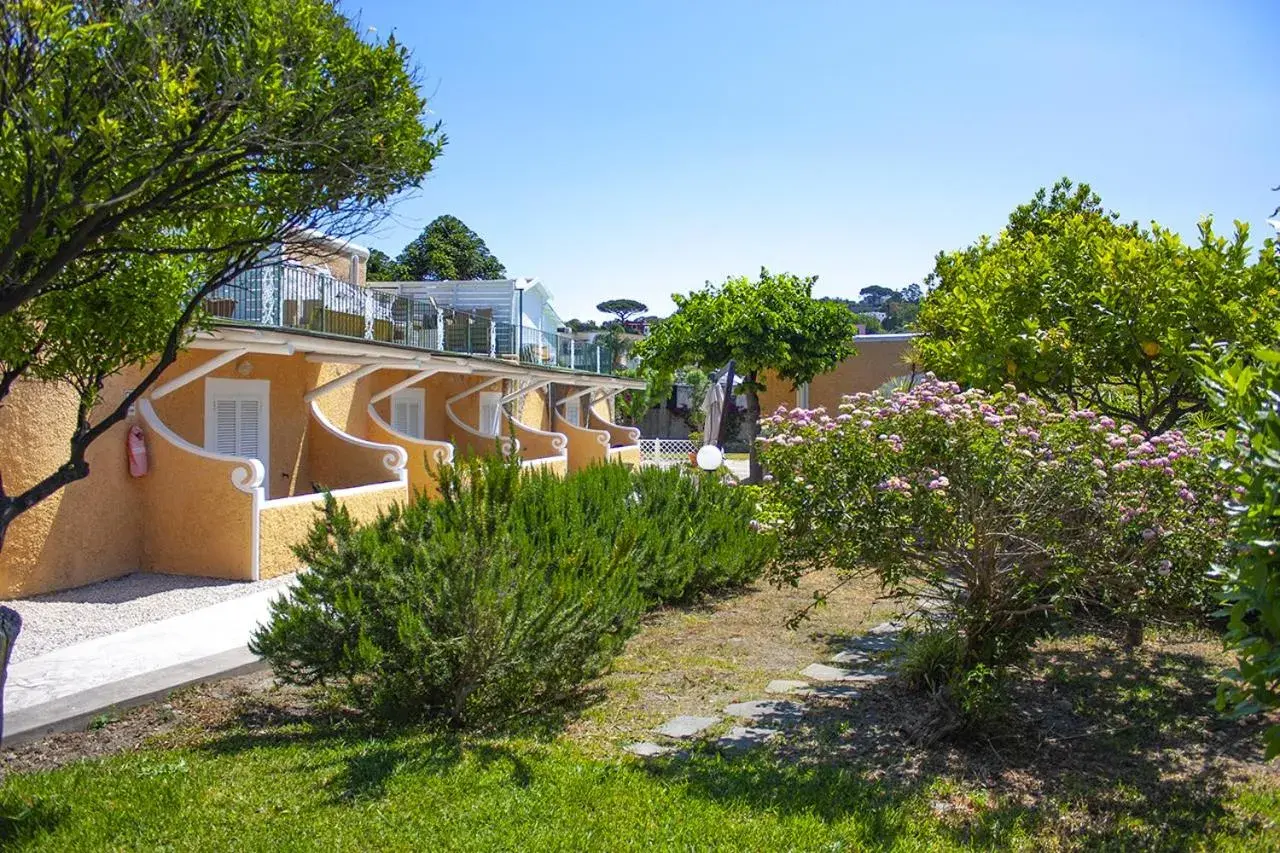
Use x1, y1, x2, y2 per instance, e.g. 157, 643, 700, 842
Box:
745, 371, 763, 484
0, 606, 22, 745
1123, 616, 1145, 648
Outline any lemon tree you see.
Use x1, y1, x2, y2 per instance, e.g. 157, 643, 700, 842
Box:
916, 178, 1280, 433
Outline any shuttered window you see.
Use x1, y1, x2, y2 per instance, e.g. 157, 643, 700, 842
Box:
563, 400, 580, 427
478, 391, 502, 437
204, 379, 270, 476
391, 388, 425, 439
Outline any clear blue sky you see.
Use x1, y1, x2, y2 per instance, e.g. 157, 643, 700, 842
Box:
349, 0, 1278, 321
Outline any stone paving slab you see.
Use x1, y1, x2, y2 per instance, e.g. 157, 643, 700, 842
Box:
830, 648, 877, 665
623, 741, 675, 758
765, 679, 810, 695
654, 715, 721, 739
840, 634, 900, 654
868, 621, 905, 636
716, 726, 780, 753
845, 672, 891, 684
797, 684, 862, 701
723, 699, 806, 724
800, 663, 859, 682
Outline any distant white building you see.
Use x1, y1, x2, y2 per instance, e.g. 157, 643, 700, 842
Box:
369, 278, 565, 335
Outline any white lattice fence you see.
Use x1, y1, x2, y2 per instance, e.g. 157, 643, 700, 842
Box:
638, 438, 698, 467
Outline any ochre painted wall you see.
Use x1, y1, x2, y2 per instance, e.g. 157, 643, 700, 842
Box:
523, 456, 568, 477
141, 417, 257, 581
366, 416, 451, 498
552, 413, 610, 472
257, 483, 405, 578
758, 338, 919, 414
307, 409, 400, 492
0, 370, 147, 597
587, 410, 640, 449
608, 445, 641, 468
311, 362, 372, 436
503, 411, 566, 465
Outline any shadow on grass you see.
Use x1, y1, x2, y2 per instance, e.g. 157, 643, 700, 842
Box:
0, 795, 69, 849
183, 636, 1273, 849
644, 635, 1276, 850
196, 685, 600, 805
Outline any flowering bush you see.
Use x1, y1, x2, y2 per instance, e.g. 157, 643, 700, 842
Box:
760, 376, 1228, 677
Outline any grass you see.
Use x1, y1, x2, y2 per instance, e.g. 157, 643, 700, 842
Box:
0, 709, 1274, 851
1, 574, 1278, 851
0, 732, 1003, 851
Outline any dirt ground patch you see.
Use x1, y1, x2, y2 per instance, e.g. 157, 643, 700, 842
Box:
0, 670, 300, 776
564, 568, 899, 752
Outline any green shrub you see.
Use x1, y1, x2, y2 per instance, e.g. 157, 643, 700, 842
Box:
252, 456, 775, 726
250, 455, 642, 726
512, 463, 773, 605
898, 628, 1005, 740
1203, 339, 1280, 757
626, 466, 774, 603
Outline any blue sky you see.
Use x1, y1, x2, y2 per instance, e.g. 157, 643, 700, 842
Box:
349, 0, 1278, 321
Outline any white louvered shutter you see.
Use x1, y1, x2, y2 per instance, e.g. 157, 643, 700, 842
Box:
213, 398, 240, 455
390, 390, 424, 439
392, 398, 412, 435
205, 380, 268, 476
237, 398, 261, 459
478, 392, 500, 437
564, 401, 580, 427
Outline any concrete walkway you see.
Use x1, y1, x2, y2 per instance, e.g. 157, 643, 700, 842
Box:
3, 582, 291, 746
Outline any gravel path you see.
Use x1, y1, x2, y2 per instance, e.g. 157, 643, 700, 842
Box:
1, 572, 296, 663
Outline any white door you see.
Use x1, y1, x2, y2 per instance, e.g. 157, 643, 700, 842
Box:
391, 388, 425, 439
478, 391, 502, 436
204, 378, 270, 476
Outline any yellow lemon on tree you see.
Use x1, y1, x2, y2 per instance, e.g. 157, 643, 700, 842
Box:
1140, 340, 1161, 358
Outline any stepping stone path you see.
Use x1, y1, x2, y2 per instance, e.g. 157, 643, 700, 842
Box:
716, 726, 780, 753
800, 663, 860, 682
625, 620, 908, 760
797, 684, 861, 700
623, 741, 675, 758
765, 679, 809, 695
723, 699, 806, 724
654, 715, 720, 739
830, 648, 875, 665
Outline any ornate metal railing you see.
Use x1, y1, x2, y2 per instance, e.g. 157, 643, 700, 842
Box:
205, 265, 617, 375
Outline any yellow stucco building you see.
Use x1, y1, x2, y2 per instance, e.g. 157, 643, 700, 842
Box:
757, 334, 919, 414
0, 240, 643, 599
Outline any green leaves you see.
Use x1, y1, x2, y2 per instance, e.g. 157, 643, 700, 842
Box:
917, 180, 1280, 433
1202, 336, 1280, 757
393, 215, 506, 281
635, 267, 860, 384
0, 0, 443, 537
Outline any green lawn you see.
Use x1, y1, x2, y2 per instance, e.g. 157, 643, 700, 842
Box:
2, 574, 1277, 851
1, 723, 1274, 852
0, 732, 963, 851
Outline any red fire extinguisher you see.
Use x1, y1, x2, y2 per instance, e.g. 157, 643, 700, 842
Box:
127, 425, 149, 478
